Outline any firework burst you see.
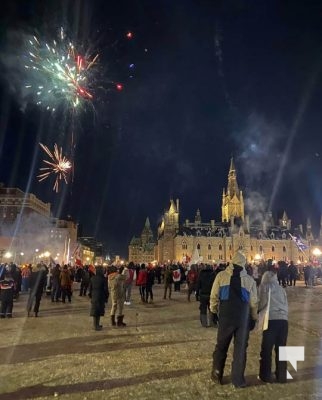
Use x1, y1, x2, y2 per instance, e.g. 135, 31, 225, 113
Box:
38, 143, 72, 192
24, 27, 98, 112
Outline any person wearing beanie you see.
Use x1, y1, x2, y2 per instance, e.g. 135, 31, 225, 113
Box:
209, 251, 258, 388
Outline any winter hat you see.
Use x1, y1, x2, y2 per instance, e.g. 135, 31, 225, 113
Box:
232, 251, 246, 268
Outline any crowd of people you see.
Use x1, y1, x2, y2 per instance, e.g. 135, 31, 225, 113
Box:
0, 255, 319, 387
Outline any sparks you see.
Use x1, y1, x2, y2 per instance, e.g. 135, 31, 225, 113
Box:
38, 143, 72, 192
24, 28, 98, 111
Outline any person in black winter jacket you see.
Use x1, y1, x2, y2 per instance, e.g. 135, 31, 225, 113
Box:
27, 265, 47, 317
196, 264, 218, 328
88, 266, 109, 331
0, 271, 15, 318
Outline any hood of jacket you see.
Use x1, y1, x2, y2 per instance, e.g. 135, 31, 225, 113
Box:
225, 263, 248, 277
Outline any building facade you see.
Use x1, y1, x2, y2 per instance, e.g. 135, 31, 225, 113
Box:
0, 184, 80, 265
129, 159, 317, 264
128, 218, 157, 264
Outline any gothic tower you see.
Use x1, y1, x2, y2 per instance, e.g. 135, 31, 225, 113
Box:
159, 199, 180, 262
141, 217, 154, 245
221, 158, 244, 222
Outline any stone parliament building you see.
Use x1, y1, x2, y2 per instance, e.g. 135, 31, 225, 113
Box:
129, 159, 320, 265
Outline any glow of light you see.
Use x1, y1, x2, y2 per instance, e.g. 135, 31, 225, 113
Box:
4, 252, 12, 259
312, 248, 322, 257
126, 32, 133, 39
116, 83, 123, 91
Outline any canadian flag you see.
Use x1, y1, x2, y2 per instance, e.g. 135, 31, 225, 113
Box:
73, 244, 83, 267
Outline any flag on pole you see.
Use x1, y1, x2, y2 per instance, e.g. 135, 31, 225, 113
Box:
289, 233, 309, 252
72, 244, 83, 267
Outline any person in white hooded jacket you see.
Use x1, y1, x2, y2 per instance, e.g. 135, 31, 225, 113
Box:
258, 266, 288, 383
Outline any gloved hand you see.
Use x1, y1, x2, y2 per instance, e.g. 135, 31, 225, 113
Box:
211, 312, 219, 325
249, 319, 256, 331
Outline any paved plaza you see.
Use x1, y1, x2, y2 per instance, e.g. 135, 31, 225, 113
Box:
1, 282, 322, 400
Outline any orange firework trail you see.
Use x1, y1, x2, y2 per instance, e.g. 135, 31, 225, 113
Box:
38, 143, 72, 192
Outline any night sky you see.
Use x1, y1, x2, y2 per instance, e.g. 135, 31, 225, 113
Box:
1, 0, 322, 258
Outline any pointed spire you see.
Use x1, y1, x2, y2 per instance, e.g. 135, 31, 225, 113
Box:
229, 157, 236, 173
227, 157, 239, 198
169, 199, 177, 214
145, 217, 150, 228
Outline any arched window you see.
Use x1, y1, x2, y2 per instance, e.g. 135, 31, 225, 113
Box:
251, 245, 253, 251
208, 244, 211, 250
197, 243, 201, 250
182, 242, 187, 250
219, 244, 223, 251
259, 245, 263, 252
229, 244, 232, 251
272, 246, 275, 252
283, 246, 286, 253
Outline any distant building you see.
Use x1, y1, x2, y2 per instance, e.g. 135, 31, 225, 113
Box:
128, 217, 157, 264
129, 159, 317, 264
77, 237, 103, 265
0, 184, 79, 265
0, 183, 50, 224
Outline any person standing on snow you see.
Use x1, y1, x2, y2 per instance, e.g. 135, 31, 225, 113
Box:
210, 251, 258, 388
258, 266, 288, 383
89, 266, 108, 331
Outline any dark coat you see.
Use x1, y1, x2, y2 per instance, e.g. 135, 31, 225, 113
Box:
29, 270, 47, 296
196, 268, 216, 298
89, 273, 108, 317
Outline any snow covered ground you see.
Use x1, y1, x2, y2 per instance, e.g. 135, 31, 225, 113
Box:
0, 281, 322, 399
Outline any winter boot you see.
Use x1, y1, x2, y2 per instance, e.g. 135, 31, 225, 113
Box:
111, 315, 116, 326
117, 315, 126, 327
93, 317, 102, 331
211, 367, 223, 385
200, 313, 208, 327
